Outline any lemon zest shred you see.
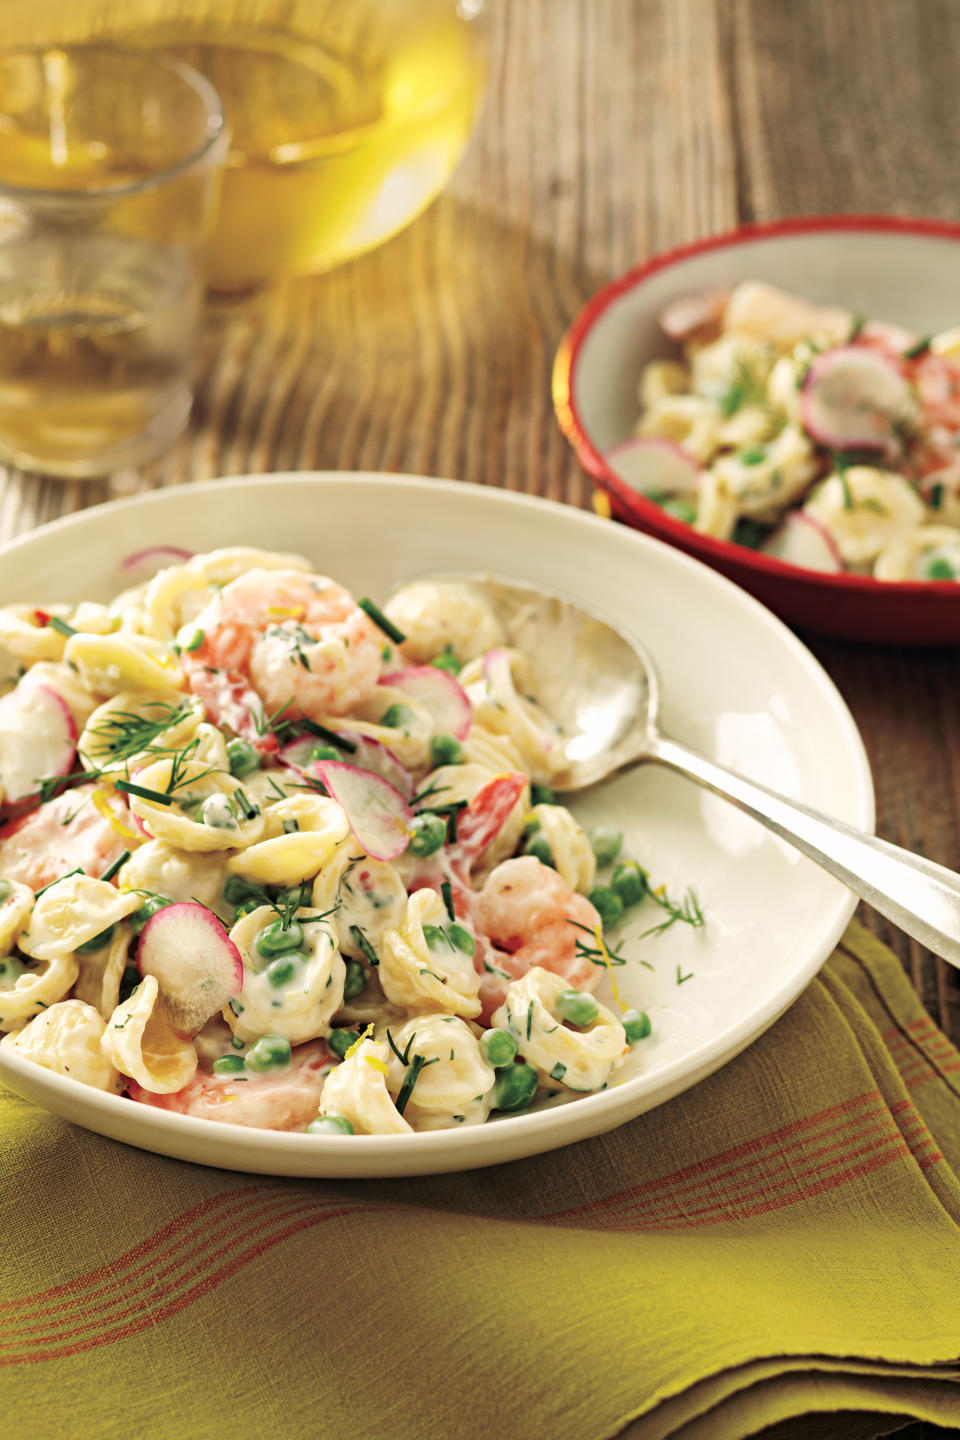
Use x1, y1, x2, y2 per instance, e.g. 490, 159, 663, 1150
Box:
343, 1022, 374, 1061
592, 490, 612, 520
364, 1054, 389, 1077
592, 923, 627, 1014
267, 604, 305, 620
91, 788, 138, 842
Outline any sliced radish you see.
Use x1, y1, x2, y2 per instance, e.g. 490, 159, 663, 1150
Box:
278, 731, 413, 800
800, 346, 909, 450
0, 681, 77, 804
603, 437, 700, 495
659, 288, 729, 342
379, 665, 472, 741
313, 760, 412, 862
457, 772, 528, 860
121, 545, 194, 584
137, 901, 243, 1037
762, 511, 844, 573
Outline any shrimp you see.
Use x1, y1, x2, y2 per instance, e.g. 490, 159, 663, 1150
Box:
180, 569, 383, 731
129, 1038, 335, 1131
474, 856, 604, 993
0, 784, 135, 891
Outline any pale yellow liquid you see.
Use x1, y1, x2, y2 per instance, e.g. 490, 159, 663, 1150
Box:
0, 235, 199, 475
162, 13, 487, 288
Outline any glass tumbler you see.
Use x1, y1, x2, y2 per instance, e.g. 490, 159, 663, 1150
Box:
0, 47, 227, 477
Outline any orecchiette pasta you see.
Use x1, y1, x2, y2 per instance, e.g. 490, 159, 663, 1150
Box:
64, 630, 184, 697
73, 922, 131, 1021
226, 795, 349, 886
492, 968, 627, 1093
19, 874, 142, 961
1, 998, 123, 1091
0, 950, 79, 1032
461, 648, 565, 784
318, 1038, 412, 1135
225, 905, 346, 1046
383, 1014, 497, 1130
118, 840, 231, 922
1, 997, 123, 1090
79, 690, 204, 777
0, 881, 34, 955
312, 847, 408, 960
525, 803, 596, 894
383, 580, 506, 665
101, 974, 198, 1093
380, 889, 481, 1018
873, 524, 960, 581
803, 468, 926, 566
127, 756, 266, 853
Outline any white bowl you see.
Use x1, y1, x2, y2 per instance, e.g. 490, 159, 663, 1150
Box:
0, 474, 874, 1176
553, 215, 960, 643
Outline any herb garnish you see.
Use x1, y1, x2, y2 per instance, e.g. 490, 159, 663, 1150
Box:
358, 597, 406, 645
641, 885, 705, 939
441, 880, 455, 922
99, 850, 130, 884
395, 1052, 439, 1115
350, 926, 379, 968
299, 719, 358, 754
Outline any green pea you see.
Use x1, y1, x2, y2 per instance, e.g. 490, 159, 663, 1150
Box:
233, 898, 263, 921
430, 733, 464, 767
75, 924, 115, 954
588, 825, 623, 867
480, 1028, 518, 1068
309, 744, 342, 762
925, 555, 956, 580
556, 988, 600, 1026
530, 784, 556, 806
379, 703, 414, 729
256, 919, 304, 958
737, 444, 767, 466
224, 875, 268, 907
266, 956, 299, 988
589, 885, 624, 928
622, 1008, 652, 1043
408, 812, 447, 857
0, 879, 12, 903
660, 496, 698, 525
245, 1035, 292, 1073
307, 1114, 354, 1136
521, 815, 541, 839
523, 834, 555, 867
492, 1062, 539, 1113
129, 895, 174, 935
226, 738, 261, 778
212, 1054, 246, 1076
343, 959, 368, 999
733, 518, 769, 550
611, 862, 647, 907
328, 1028, 359, 1060
447, 922, 475, 957
429, 649, 462, 675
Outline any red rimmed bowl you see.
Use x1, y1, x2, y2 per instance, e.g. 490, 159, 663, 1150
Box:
553, 215, 960, 645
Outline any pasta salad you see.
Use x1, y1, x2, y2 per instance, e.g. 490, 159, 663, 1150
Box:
0, 550, 666, 1136
610, 280, 960, 580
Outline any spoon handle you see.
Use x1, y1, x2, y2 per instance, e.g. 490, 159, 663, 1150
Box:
646, 734, 960, 968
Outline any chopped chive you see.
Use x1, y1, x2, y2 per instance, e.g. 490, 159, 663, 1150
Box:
848, 312, 867, 341
903, 336, 932, 359
233, 788, 259, 821
115, 780, 175, 806
395, 1052, 438, 1114
526, 1000, 534, 1040
385, 1028, 408, 1065
45, 615, 77, 638
184, 629, 205, 652
358, 596, 406, 645
350, 925, 379, 968
99, 850, 131, 884
300, 719, 357, 754
441, 880, 455, 921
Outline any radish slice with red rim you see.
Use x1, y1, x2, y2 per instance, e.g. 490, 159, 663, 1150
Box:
379, 665, 472, 741
0, 681, 77, 804
120, 546, 194, 585
278, 731, 413, 800
312, 760, 412, 862
603, 437, 701, 496
800, 346, 910, 450
762, 511, 843, 573
137, 901, 243, 1037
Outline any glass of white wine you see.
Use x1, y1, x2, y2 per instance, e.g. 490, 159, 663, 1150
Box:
0, 46, 228, 477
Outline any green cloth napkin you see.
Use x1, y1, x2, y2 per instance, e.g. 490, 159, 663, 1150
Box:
3, 920, 960, 1440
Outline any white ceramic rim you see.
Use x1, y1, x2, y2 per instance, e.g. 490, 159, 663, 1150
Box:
0, 473, 875, 1171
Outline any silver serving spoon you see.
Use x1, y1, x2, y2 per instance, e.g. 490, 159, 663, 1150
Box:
432, 574, 960, 970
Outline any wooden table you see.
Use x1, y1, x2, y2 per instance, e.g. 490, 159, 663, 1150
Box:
1, 0, 958, 1053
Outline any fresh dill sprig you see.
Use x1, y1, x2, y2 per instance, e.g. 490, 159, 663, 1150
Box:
395, 1052, 439, 1115
85, 701, 194, 768
640, 885, 705, 940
